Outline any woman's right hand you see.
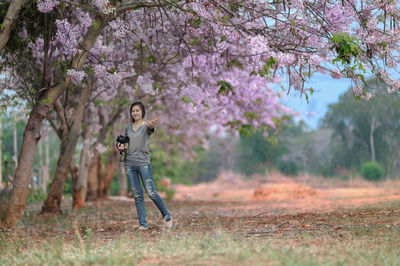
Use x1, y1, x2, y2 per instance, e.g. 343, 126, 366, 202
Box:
116, 143, 125, 151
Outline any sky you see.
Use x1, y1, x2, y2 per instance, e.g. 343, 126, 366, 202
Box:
278, 73, 352, 129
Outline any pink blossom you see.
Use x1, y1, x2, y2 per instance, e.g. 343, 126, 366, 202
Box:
53, 19, 82, 58
137, 74, 155, 95
108, 18, 129, 39
75, 9, 93, 29
66, 69, 86, 84
37, 0, 59, 13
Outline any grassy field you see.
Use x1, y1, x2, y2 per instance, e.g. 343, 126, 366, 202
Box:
1, 196, 400, 265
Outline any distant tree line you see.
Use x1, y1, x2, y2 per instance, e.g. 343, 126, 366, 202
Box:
190, 78, 400, 181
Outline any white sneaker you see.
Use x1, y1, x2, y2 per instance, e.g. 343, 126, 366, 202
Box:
138, 226, 148, 231
165, 217, 173, 229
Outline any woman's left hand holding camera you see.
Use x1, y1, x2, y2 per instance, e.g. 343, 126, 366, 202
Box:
116, 143, 125, 151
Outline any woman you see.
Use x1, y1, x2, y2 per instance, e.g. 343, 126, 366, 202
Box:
117, 101, 172, 230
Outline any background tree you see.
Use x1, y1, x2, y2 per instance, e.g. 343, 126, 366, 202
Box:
322, 79, 400, 177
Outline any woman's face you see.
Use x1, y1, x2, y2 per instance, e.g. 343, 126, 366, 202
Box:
131, 105, 143, 121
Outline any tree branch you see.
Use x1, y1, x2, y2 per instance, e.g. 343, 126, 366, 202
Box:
0, 0, 30, 53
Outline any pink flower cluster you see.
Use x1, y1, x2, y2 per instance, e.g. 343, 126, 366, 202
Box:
66, 69, 86, 84
37, 0, 59, 13
53, 19, 82, 59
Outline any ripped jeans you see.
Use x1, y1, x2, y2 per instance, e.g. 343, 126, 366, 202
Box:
125, 164, 171, 228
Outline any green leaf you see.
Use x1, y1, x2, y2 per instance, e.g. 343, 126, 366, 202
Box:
238, 124, 254, 137
216, 80, 234, 96
92, 20, 99, 29
94, 99, 102, 107
40, 97, 52, 104
272, 117, 281, 126
147, 55, 156, 63
191, 18, 201, 27
244, 112, 258, 120
258, 57, 278, 77
304, 92, 309, 104
182, 96, 191, 103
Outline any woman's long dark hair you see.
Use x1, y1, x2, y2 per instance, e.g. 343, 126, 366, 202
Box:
130, 101, 146, 123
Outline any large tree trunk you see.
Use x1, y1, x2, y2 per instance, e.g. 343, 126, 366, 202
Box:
2, 88, 64, 227
0, 0, 30, 53
41, 84, 91, 215
98, 149, 118, 199
86, 151, 101, 201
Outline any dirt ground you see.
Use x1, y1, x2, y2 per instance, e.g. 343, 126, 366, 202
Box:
5, 172, 399, 246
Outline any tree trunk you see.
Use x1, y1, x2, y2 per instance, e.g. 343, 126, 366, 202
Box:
2, 97, 58, 227
43, 132, 50, 193
70, 164, 84, 209
86, 106, 124, 201
99, 149, 118, 199
0, 118, 2, 186
0, 0, 30, 53
117, 162, 127, 196
370, 116, 376, 162
1, 15, 105, 228
97, 155, 104, 199
41, 84, 91, 215
13, 114, 18, 169
73, 142, 88, 209
38, 136, 43, 191
86, 151, 101, 201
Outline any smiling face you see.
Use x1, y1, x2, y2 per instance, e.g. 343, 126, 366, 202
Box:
129, 101, 146, 123
131, 105, 143, 122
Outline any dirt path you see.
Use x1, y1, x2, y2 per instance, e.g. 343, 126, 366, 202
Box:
5, 175, 400, 247
170, 173, 400, 215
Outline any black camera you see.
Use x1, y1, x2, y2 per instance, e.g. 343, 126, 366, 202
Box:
116, 135, 130, 162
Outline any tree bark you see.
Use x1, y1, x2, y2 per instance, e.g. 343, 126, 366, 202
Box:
85, 105, 124, 201
70, 164, 84, 209
0, 118, 2, 186
43, 132, 50, 192
117, 162, 127, 196
2, 15, 105, 228
38, 135, 43, 191
369, 116, 376, 162
0, 0, 30, 53
41, 83, 91, 215
98, 149, 118, 198
86, 151, 101, 201
2, 92, 62, 227
73, 141, 88, 209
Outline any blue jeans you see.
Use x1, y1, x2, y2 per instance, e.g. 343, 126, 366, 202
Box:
125, 164, 171, 228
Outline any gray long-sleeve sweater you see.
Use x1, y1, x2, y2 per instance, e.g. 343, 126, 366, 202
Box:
124, 122, 154, 166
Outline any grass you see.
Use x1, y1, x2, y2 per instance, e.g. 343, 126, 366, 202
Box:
1, 225, 400, 265
1, 196, 400, 265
